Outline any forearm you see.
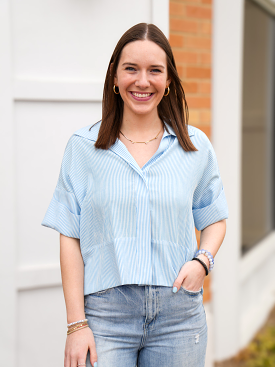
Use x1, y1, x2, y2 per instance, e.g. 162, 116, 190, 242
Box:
197, 219, 227, 268
60, 234, 85, 324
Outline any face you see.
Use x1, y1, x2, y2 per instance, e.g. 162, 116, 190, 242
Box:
114, 40, 171, 118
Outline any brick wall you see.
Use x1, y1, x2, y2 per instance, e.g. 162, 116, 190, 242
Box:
169, 0, 212, 302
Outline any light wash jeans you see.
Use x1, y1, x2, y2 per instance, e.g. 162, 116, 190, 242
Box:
85, 284, 207, 367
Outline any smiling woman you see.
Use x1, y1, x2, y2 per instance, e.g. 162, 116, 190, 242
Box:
95, 23, 197, 153
114, 40, 170, 119
41, 23, 228, 367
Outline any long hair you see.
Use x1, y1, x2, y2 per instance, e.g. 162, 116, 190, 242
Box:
92, 23, 197, 152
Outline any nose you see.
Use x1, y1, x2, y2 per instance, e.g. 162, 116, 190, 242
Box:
135, 70, 150, 89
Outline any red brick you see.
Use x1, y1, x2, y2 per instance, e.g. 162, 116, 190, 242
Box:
170, 2, 185, 15
182, 81, 199, 94
195, 228, 200, 244
203, 273, 211, 303
200, 110, 212, 123
193, 124, 211, 138
188, 109, 200, 124
186, 66, 211, 78
170, 18, 198, 33
173, 0, 200, 2
199, 21, 212, 35
173, 50, 198, 64
199, 52, 212, 64
185, 36, 211, 50
185, 5, 212, 19
169, 34, 184, 48
199, 81, 211, 94
187, 96, 211, 108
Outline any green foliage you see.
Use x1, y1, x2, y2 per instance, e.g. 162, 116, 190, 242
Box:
245, 326, 275, 367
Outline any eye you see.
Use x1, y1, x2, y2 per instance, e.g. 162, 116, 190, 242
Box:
151, 69, 161, 73
125, 67, 136, 71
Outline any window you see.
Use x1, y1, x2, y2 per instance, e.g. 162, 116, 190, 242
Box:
242, 0, 275, 253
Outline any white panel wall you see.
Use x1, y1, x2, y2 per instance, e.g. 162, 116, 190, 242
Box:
16, 101, 102, 268
0, 1, 17, 366
212, 0, 244, 361
11, 0, 150, 81
212, 0, 275, 361
0, 1, 169, 366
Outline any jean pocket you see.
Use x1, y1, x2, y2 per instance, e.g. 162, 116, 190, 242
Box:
84, 288, 113, 306
180, 286, 202, 296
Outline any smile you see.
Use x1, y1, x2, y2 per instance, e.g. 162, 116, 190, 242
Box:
131, 92, 152, 98
129, 92, 154, 101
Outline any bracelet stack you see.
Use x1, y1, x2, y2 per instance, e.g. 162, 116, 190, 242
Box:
67, 319, 89, 335
195, 249, 214, 272
192, 257, 209, 276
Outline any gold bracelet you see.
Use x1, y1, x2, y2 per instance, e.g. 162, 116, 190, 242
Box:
67, 325, 89, 335
67, 322, 88, 333
68, 321, 88, 329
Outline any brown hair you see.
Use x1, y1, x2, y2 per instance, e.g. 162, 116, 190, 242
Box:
92, 23, 197, 152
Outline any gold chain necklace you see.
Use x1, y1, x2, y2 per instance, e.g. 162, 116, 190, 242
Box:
119, 127, 163, 144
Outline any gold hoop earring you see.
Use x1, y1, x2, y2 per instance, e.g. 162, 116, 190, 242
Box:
113, 85, 120, 94
164, 86, 170, 97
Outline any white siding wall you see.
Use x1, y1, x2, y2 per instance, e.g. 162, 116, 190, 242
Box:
212, 0, 275, 361
0, 1, 168, 366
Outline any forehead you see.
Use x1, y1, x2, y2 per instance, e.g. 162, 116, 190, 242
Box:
119, 40, 167, 65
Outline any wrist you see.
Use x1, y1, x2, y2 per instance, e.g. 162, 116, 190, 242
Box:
67, 319, 89, 335
192, 257, 208, 276
197, 254, 210, 269
67, 312, 86, 325
195, 249, 214, 272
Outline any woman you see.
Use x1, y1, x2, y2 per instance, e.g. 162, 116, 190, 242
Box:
42, 23, 228, 367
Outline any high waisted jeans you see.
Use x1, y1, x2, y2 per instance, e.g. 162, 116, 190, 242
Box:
85, 284, 207, 367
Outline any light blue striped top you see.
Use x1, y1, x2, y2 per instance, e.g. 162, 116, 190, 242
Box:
41, 120, 228, 295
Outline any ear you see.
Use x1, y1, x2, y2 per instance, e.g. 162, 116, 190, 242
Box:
110, 63, 118, 85
166, 77, 171, 88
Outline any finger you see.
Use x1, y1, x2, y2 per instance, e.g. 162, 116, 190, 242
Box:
64, 352, 70, 367
89, 344, 98, 367
173, 268, 187, 293
71, 355, 78, 367
76, 360, 87, 367
71, 353, 86, 367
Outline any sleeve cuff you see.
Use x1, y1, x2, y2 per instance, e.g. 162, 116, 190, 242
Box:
192, 188, 228, 231
41, 196, 80, 239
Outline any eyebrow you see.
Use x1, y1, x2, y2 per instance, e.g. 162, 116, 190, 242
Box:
122, 62, 165, 69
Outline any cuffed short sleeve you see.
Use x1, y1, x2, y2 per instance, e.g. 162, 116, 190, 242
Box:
41, 137, 81, 238
192, 138, 228, 231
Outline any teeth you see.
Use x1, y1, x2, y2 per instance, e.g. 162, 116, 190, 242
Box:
132, 92, 151, 98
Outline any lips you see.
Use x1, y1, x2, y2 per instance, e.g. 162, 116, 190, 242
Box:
130, 91, 154, 101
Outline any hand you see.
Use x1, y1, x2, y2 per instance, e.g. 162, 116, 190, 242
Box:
64, 327, 97, 367
173, 260, 206, 293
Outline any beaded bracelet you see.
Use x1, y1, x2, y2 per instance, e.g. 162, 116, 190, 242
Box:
67, 319, 88, 328
195, 249, 214, 272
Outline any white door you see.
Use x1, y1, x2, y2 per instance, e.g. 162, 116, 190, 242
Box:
0, 1, 169, 366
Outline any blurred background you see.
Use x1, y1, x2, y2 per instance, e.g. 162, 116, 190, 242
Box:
0, 0, 274, 366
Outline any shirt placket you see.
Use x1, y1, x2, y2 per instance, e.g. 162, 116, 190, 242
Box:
109, 132, 174, 284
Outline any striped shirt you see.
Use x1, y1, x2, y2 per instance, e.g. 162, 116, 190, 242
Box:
41, 120, 228, 295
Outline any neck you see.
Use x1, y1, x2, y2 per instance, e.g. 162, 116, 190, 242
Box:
121, 109, 163, 137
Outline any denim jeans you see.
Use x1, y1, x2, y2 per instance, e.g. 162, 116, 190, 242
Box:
84, 284, 207, 367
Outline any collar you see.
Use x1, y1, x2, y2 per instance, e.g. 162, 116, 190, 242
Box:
74, 120, 195, 142
163, 121, 195, 137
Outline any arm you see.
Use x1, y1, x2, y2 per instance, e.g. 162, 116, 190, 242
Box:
60, 234, 98, 367
173, 219, 226, 292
